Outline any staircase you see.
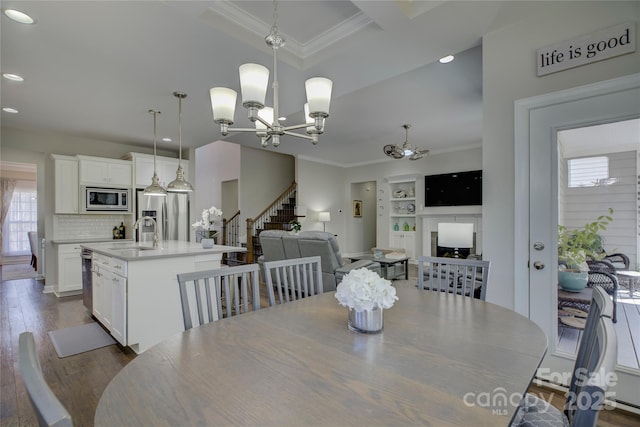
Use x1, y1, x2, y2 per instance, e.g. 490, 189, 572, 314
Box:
223, 182, 297, 265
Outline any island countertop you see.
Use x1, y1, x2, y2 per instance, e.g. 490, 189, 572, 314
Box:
81, 240, 246, 261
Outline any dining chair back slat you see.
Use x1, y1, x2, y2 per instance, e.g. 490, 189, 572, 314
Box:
511, 289, 617, 427
18, 332, 73, 427
417, 256, 490, 300
263, 256, 323, 306
177, 264, 261, 330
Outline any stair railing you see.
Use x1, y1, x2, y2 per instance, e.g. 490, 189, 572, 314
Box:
246, 181, 296, 263
221, 210, 241, 264
221, 210, 241, 247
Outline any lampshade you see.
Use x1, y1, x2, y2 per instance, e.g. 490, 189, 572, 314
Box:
239, 63, 269, 107
255, 107, 274, 136
318, 211, 331, 222
210, 87, 237, 123
304, 103, 314, 132
437, 223, 473, 248
305, 77, 332, 115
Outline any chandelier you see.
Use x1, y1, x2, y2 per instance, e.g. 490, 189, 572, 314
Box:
209, 0, 332, 148
383, 124, 429, 160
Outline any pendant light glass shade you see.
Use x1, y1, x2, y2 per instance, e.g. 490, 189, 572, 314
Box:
167, 91, 194, 193
143, 110, 167, 197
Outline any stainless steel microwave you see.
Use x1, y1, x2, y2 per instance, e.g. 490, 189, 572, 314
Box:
81, 187, 131, 212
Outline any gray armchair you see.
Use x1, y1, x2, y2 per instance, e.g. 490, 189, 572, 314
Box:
259, 230, 381, 292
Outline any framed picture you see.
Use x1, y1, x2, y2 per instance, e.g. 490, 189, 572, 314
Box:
353, 200, 363, 218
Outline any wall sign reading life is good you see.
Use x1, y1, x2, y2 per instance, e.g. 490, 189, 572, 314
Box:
537, 21, 635, 76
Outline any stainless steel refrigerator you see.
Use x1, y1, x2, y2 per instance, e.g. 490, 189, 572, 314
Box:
136, 189, 190, 244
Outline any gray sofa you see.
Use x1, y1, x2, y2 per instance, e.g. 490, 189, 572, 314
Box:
258, 230, 382, 292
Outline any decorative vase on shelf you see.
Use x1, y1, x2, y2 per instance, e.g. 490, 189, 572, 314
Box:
201, 238, 214, 249
348, 307, 383, 334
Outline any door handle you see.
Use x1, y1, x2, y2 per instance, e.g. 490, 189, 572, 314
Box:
533, 261, 545, 270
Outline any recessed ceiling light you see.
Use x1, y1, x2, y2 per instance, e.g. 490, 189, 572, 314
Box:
439, 55, 454, 64
3, 9, 35, 24
3, 73, 24, 82
279, 116, 286, 121
162, 137, 172, 142
3, 107, 19, 114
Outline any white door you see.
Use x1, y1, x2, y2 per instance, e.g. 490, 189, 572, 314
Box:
515, 74, 640, 406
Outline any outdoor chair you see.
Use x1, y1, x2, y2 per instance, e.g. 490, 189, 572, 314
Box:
177, 264, 261, 330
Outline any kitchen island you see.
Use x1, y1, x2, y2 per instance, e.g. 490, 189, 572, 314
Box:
82, 240, 245, 354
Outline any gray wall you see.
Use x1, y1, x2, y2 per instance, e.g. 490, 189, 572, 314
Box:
483, 1, 640, 308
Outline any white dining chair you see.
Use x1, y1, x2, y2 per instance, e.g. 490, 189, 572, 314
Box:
417, 256, 490, 300
177, 264, 261, 330
262, 256, 323, 306
18, 332, 73, 427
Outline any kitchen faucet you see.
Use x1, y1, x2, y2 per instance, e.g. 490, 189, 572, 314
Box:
134, 216, 159, 248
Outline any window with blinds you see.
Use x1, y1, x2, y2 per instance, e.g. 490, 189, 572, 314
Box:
567, 156, 609, 188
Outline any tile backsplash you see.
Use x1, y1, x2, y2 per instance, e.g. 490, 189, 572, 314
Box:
54, 215, 133, 240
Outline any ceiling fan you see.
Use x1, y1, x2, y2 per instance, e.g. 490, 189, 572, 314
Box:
383, 124, 429, 160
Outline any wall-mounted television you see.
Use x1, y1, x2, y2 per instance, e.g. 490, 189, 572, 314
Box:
425, 170, 482, 207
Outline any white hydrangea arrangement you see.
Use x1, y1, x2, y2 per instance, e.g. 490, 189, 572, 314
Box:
191, 206, 223, 231
335, 268, 398, 312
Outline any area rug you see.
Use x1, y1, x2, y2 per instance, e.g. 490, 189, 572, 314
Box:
1, 263, 37, 281
48, 322, 116, 358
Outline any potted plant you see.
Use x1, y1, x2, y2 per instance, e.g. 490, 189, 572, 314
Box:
557, 208, 613, 291
289, 219, 302, 234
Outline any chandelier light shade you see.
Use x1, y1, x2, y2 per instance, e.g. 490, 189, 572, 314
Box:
383, 124, 429, 161
167, 91, 194, 193
305, 77, 332, 116
209, 0, 332, 148
239, 63, 269, 107
143, 110, 168, 197
210, 87, 237, 123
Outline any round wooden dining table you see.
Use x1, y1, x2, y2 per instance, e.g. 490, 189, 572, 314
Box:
95, 288, 547, 426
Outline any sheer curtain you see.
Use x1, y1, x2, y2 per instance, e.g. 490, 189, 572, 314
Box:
0, 178, 17, 257
1, 179, 36, 256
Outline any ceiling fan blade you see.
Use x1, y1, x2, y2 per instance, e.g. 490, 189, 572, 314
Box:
410, 149, 429, 160
383, 144, 405, 159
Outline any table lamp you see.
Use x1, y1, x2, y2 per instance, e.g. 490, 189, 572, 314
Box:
437, 223, 473, 258
319, 211, 331, 232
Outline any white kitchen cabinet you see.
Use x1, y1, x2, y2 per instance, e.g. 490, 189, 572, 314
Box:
93, 266, 113, 330
78, 156, 132, 187
52, 154, 79, 214
390, 231, 416, 260
56, 244, 82, 294
127, 152, 188, 189
92, 253, 127, 344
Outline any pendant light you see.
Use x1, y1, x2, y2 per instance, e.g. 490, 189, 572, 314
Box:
167, 91, 194, 193
143, 110, 167, 197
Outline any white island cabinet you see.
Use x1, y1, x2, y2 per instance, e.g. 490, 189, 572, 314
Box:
82, 240, 246, 354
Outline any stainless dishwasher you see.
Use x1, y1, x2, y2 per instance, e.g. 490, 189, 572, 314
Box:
81, 248, 93, 311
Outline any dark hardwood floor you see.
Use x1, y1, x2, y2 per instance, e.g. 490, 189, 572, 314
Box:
2, 265, 638, 426
1, 274, 135, 426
